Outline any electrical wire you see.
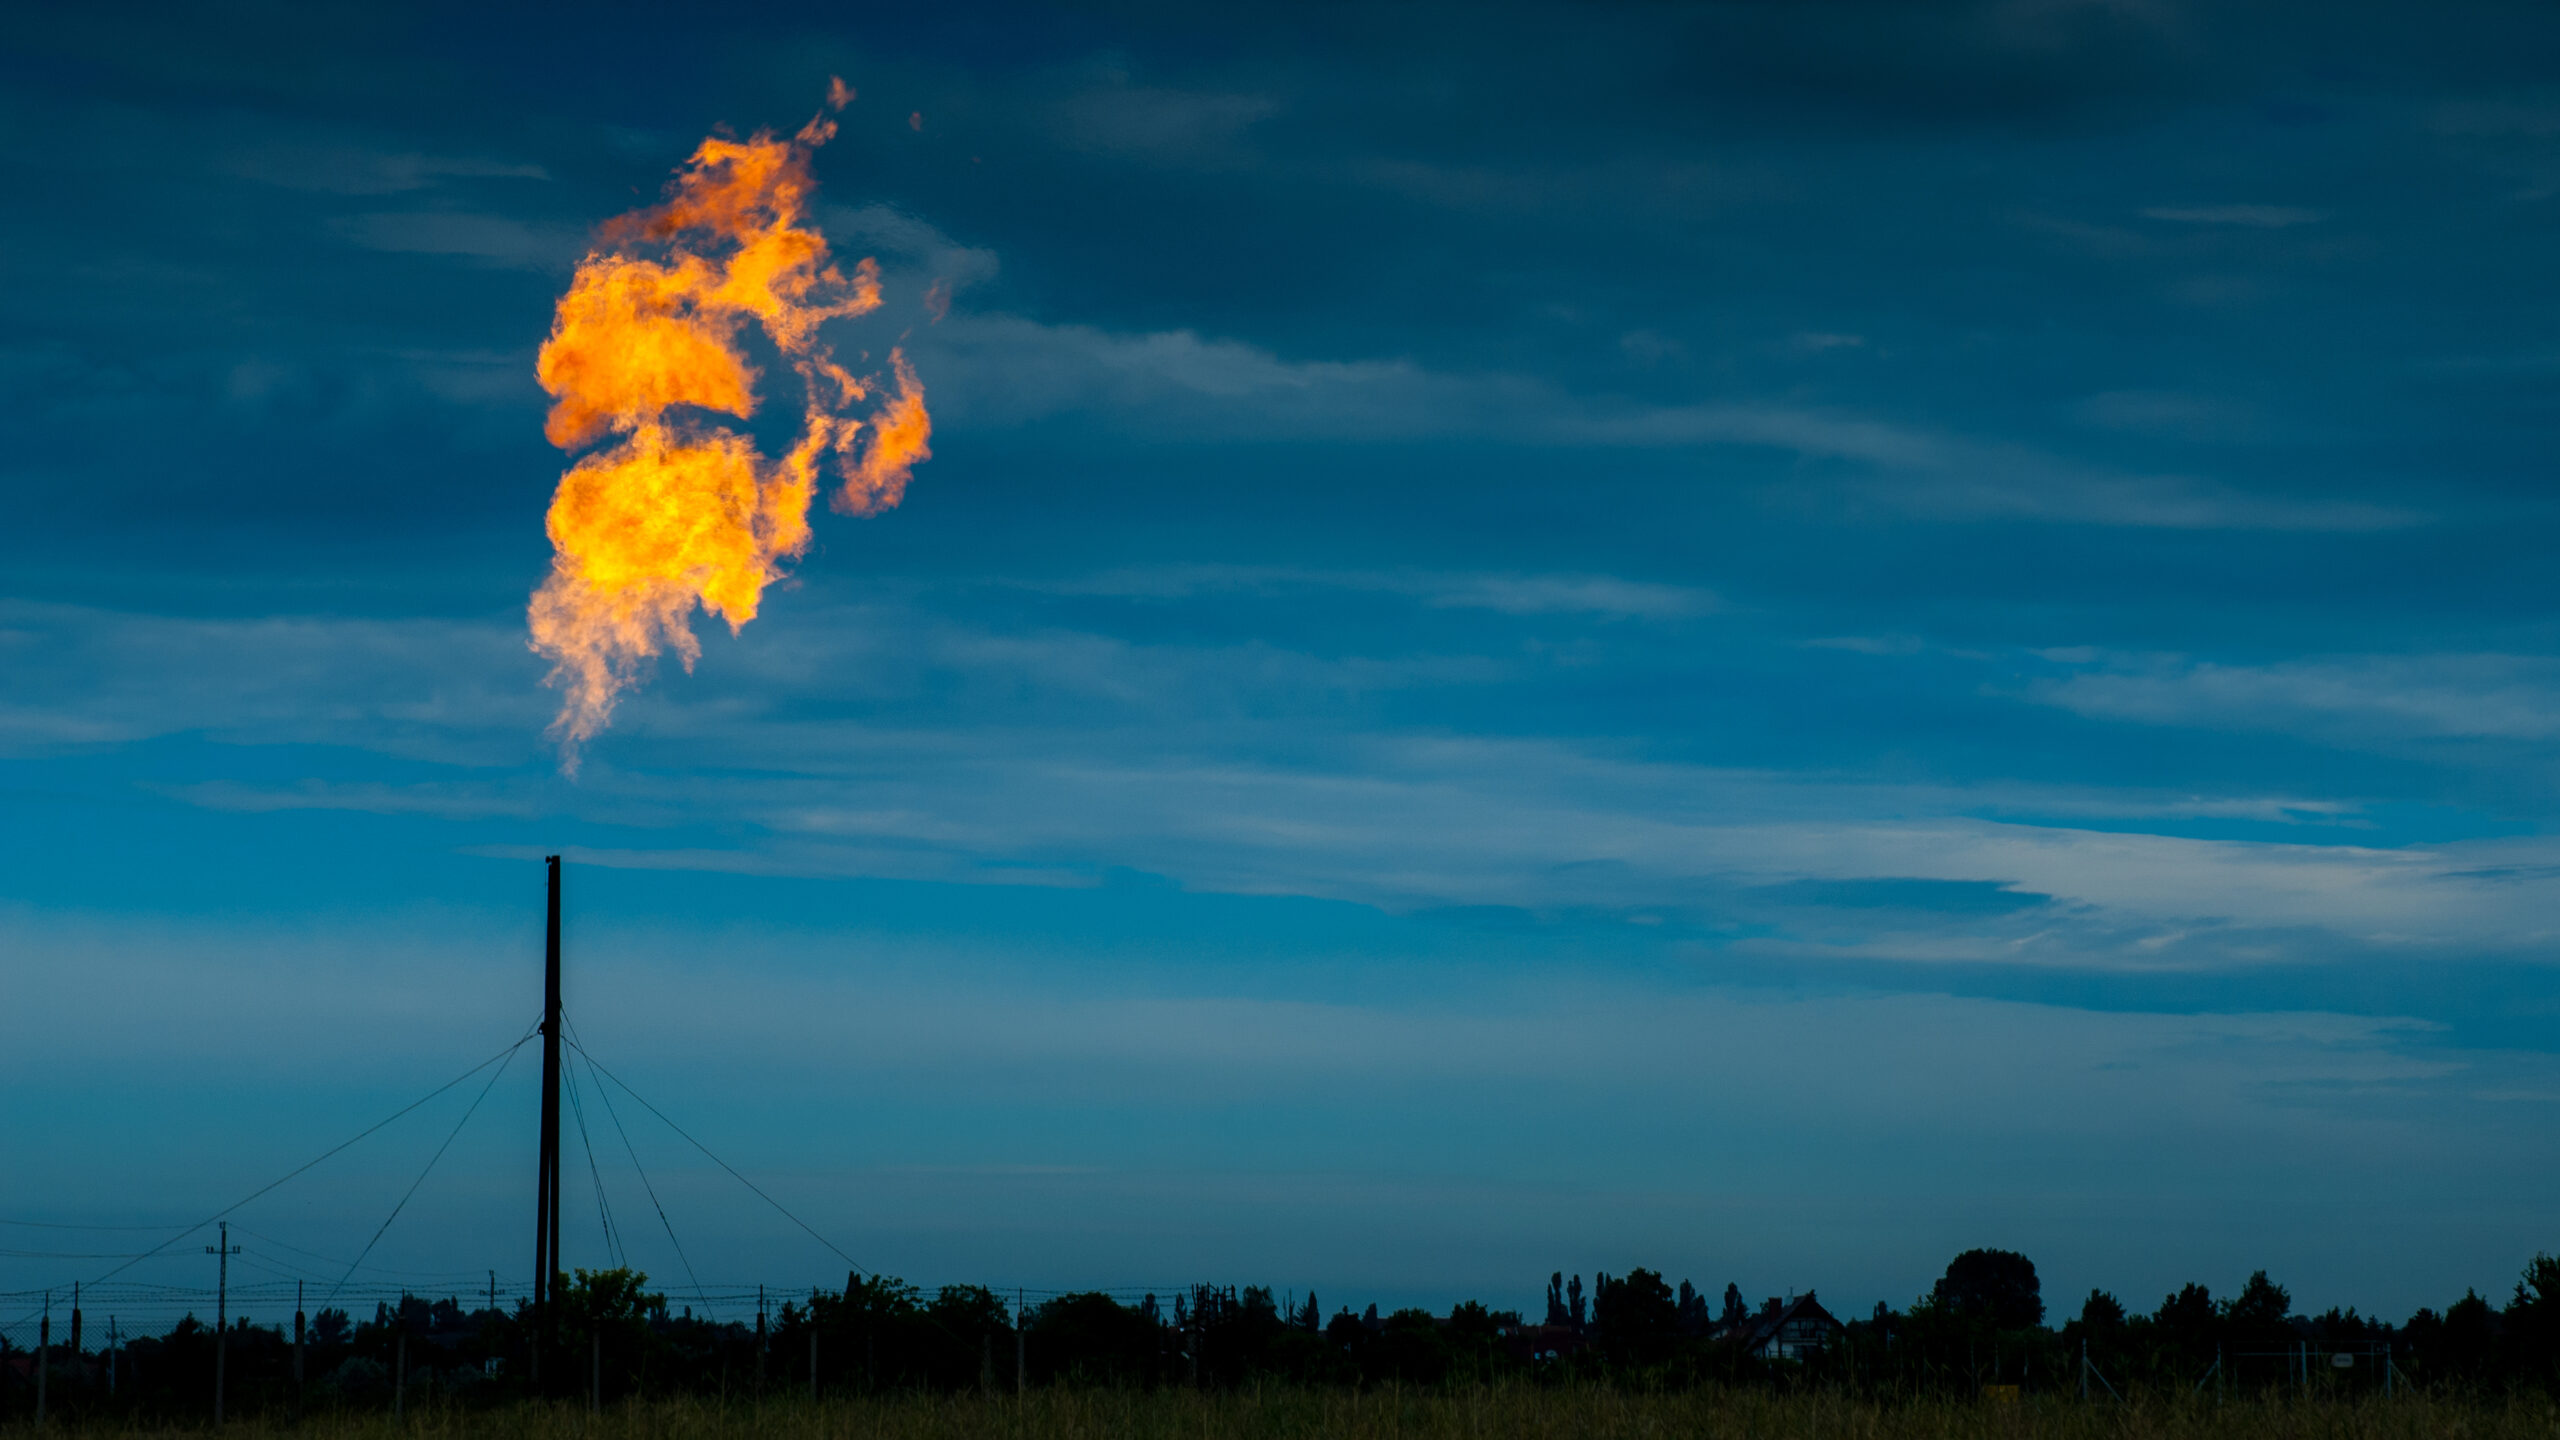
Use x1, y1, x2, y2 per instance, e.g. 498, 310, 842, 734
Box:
565, 1036, 871, 1278
0, 1219, 194, 1232
561, 1053, 624, 1268
226, 1225, 496, 1283
86, 1026, 538, 1287
324, 1035, 523, 1306
570, 1028, 708, 1315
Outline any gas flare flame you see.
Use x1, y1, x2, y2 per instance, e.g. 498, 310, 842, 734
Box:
528, 84, 931, 768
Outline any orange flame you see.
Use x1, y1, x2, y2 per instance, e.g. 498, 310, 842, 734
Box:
528, 82, 930, 767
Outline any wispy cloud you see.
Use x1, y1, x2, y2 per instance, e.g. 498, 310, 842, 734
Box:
2027, 652, 2560, 745
216, 143, 550, 196
2140, 204, 2325, 227
902, 309, 2414, 532
1046, 565, 1719, 619
329, 212, 584, 270
1053, 80, 1279, 165
1561, 402, 2415, 531
34, 594, 2559, 969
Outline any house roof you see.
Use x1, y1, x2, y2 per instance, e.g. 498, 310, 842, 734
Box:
1720, 1291, 1839, 1350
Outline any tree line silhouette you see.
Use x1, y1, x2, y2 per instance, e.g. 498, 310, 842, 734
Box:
7, 1245, 2559, 1420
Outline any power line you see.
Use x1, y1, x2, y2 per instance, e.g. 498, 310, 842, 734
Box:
87, 1026, 539, 1287
570, 1028, 708, 1315
226, 1225, 499, 1282
561, 1047, 624, 1268
565, 1037, 871, 1278
0, 1219, 195, 1232
324, 1037, 525, 1306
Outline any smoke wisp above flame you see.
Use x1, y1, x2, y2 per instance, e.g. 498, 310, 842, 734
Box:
529, 84, 931, 767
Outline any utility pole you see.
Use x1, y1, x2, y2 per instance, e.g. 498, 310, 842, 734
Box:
756, 1286, 768, 1396
1016, 1289, 1026, 1399
532, 855, 564, 1393
395, 1330, 407, 1421
34, 1290, 46, 1429
69, 1283, 81, 1362
208, 1220, 241, 1425
293, 1280, 306, 1415
107, 1316, 118, 1397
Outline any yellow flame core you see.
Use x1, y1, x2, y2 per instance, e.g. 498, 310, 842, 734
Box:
529, 88, 928, 766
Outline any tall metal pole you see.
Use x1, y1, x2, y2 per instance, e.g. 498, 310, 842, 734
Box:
533, 856, 563, 1392
34, 1291, 46, 1429
208, 1221, 240, 1425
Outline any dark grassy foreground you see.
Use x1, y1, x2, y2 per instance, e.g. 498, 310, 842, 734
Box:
10, 1387, 2560, 1440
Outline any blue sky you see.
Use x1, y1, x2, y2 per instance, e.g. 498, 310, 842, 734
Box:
6, 0, 2560, 1331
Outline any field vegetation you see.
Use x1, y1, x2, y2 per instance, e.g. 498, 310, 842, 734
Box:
7, 1386, 2560, 1440
11, 1247, 2560, 1434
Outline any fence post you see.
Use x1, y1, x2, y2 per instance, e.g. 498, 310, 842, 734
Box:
34, 1291, 47, 1429
396, 1329, 407, 1421
1015, 1290, 1026, 1399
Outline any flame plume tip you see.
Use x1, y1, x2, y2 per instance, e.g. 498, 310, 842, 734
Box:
527, 89, 930, 769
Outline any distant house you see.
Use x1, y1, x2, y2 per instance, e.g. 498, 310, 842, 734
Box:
1499, 1322, 1591, 1363
1720, 1292, 1840, 1361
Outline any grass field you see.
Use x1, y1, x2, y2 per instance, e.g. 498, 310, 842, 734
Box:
15, 1387, 2560, 1440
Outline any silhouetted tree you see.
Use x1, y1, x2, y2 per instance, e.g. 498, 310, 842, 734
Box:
2081, 1290, 2127, 1331
1595, 1269, 1680, 1367
1028, 1292, 1159, 1385
2509, 1253, 2560, 1386
1676, 1280, 1709, 1335
1567, 1275, 1586, 1330
2225, 1270, 2294, 1357
1722, 1283, 1748, 1327
2154, 1283, 2219, 1372
2439, 1290, 2501, 1383
1545, 1273, 1568, 1326
1933, 1249, 2043, 1329
1372, 1309, 1447, 1383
